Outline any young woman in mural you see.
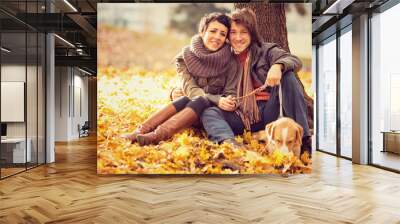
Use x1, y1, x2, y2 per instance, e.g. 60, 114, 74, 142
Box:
124, 12, 239, 146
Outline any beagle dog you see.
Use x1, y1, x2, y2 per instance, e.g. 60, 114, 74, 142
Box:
264, 117, 303, 158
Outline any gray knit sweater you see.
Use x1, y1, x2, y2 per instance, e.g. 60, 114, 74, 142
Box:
176, 35, 239, 105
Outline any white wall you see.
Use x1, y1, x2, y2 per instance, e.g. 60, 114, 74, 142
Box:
55, 66, 70, 141
75, 72, 89, 138
71, 72, 89, 138
55, 67, 89, 141
1, 65, 26, 81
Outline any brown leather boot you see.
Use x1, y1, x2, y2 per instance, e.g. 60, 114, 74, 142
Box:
123, 104, 177, 143
136, 107, 198, 146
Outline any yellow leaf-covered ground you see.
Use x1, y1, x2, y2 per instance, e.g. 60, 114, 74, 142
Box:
97, 67, 312, 175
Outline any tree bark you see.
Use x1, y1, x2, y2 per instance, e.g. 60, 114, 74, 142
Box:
234, 3, 314, 133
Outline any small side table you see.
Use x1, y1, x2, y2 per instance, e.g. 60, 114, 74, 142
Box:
1, 138, 32, 163
381, 131, 400, 154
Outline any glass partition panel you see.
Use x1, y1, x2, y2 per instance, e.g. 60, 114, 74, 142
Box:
339, 28, 352, 158
0, 1, 47, 179
371, 3, 400, 171
38, 32, 45, 165
1, 30, 27, 177
27, 30, 38, 169
317, 36, 337, 154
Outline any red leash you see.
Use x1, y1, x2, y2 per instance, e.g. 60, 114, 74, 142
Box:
233, 84, 268, 101
233, 84, 283, 118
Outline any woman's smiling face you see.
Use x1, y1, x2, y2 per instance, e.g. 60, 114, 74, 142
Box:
201, 20, 228, 51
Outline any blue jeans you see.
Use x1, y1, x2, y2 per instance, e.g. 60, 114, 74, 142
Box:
201, 71, 310, 143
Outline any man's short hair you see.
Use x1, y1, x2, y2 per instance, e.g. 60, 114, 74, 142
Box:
198, 12, 231, 34
230, 8, 263, 46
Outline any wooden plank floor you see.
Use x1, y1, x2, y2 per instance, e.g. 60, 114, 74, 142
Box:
372, 151, 400, 171
1, 136, 400, 224
1, 167, 26, 178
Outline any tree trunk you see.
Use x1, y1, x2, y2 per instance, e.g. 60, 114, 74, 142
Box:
234, 3, 314, 133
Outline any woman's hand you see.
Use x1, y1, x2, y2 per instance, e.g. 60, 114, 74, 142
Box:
170, 87, 184, 101
265, 64, 283, 87
218, 95, 237, 111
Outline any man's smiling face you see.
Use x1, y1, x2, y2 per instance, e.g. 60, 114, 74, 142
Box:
229, 22, 251, 53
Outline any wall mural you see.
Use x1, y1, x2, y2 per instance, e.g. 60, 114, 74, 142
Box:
97, 3, 313, 175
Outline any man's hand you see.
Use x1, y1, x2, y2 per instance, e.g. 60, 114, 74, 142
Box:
265, 64, 283, 87
218, 95, 237, 111
171, 87, 184, 101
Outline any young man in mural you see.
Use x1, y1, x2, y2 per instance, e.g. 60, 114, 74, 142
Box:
205, 8, 311, 155
172, 8, 311, 155
123, 13, 239, 146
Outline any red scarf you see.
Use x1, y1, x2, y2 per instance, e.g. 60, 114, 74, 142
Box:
238, 49, 269, 101
235, 50, 261, 130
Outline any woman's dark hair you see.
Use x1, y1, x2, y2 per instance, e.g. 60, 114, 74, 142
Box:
230, 8, 263, 47
198, 12, 231, 34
